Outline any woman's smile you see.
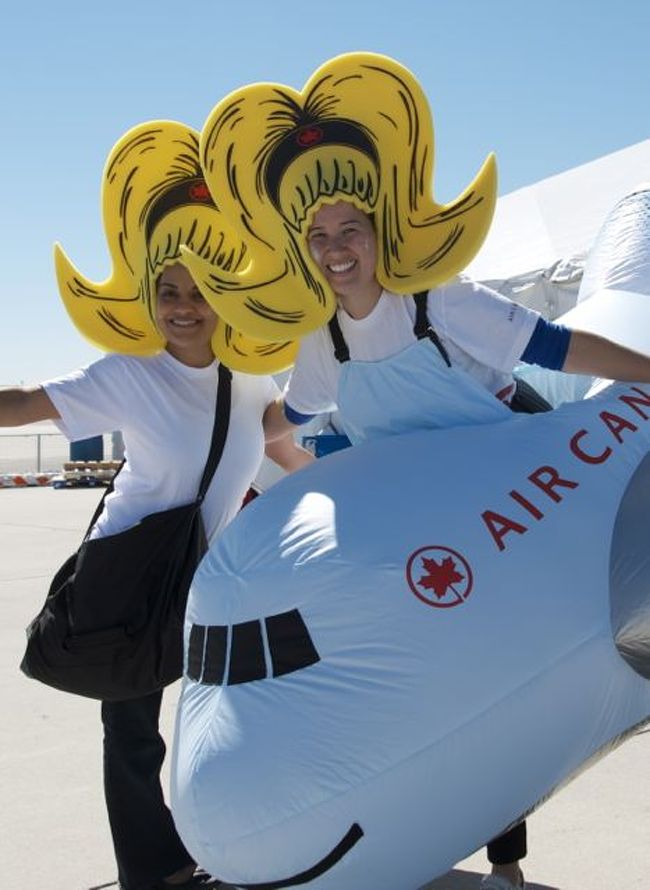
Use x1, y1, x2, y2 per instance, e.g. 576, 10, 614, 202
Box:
327, 259, 357, 274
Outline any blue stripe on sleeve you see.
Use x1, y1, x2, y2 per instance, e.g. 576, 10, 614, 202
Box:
521, 317, 571, 370
284, 402, 317, 425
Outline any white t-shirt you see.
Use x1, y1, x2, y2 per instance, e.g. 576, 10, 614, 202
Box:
285, 277, 540, 416
44, 351, 278, 541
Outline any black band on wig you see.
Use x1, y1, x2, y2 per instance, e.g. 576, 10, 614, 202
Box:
145, 177, 215, 242
264, 119, 379, 210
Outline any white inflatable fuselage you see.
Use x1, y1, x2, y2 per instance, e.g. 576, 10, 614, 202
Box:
171, 188, 650, 889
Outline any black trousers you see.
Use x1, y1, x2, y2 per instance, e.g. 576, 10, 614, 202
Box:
101, 690, 194, 890
487, 820, 527, 865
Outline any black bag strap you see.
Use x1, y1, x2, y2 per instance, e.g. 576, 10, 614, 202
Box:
82, 362, 233, 537
73, 457, 125, 540
197, 363, 233, 501
413, 290, 452, 367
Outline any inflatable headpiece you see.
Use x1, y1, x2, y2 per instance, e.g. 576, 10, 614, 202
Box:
182, 52, 498, 342
171, 187, 650, 887
54, 120, 297, 372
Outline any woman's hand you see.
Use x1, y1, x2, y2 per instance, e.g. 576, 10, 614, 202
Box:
265, 432, 314, 473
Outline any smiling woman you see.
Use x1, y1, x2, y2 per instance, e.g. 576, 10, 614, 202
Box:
0, 118, 313, 890
155, 264, 219, 368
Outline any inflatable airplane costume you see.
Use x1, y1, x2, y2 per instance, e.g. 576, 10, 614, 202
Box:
171, 51, 650, 888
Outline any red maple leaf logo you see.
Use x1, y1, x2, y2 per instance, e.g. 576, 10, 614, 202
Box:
418, 555, 464, 599
406, 545, 473, 608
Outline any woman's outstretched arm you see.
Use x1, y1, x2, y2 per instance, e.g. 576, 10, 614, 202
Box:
0, 386, 60, 426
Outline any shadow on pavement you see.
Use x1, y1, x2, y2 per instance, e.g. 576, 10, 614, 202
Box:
422, 869, 560, 890
214, 871, 561, 890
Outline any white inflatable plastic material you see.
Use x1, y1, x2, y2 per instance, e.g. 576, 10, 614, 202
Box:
171, 187, 650, 889
578, 183, 650, 304
516, 185, 650, 407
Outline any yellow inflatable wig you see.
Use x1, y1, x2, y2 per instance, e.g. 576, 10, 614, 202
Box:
54, 120, 298, 373
182, 51, 497, 342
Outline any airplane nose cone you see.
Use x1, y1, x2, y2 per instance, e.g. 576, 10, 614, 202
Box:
611, 450, 650, 679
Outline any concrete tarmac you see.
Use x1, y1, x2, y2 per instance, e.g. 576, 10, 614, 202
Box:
1, 488, 648, 890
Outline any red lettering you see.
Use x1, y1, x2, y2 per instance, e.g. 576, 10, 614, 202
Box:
529, 466, 579, 502
600, 411, 638, 443
618, 386, 650, 420
570, 429, 612, 464
482, 511, 528, 552
509, 489, 543, 519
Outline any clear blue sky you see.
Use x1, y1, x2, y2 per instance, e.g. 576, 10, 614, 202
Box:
2, 0, 649, 383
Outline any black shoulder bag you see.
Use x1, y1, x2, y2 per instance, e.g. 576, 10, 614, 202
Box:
20, 363, 232, 701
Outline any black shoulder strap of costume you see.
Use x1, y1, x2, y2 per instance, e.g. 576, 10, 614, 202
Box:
328, 313, 350, 363
413, 290, 431, 338
329, 292, 453, 367
198, 363, 233, 500
413, 290, 452, 368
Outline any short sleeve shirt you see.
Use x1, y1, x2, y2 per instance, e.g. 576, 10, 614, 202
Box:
44, 351, 278, 541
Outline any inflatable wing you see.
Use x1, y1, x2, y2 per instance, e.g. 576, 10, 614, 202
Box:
515, 184, 650, 407
577, 182, 650, 306
172, 383, 650, 889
